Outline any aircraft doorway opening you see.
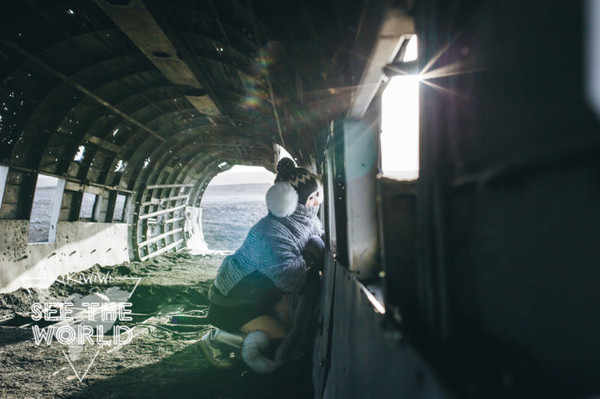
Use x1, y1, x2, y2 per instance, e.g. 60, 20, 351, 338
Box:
198, 165, 275, 252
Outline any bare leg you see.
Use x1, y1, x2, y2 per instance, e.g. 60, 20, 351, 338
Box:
240, 315, 288, 339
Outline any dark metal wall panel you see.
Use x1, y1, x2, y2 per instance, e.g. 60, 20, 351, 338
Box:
312, 254, 337, 398
416, 0, 600, 396
344, 100, 381, 281
317, 261, 453, 399
447, 162, 600, 394
378, 178, 417, 327
330, 120, 348, 266
0, 169, 36, 220
448, 2, 596, 177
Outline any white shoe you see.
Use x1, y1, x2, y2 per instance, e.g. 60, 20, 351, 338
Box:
199, 328, 244, 369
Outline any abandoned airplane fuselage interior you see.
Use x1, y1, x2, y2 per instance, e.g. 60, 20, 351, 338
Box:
1, 0, 600, 398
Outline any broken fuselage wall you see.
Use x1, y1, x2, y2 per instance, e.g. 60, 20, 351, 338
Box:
0, 220, 128, 293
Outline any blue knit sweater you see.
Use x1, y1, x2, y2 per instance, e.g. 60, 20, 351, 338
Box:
213, 203, 323, 295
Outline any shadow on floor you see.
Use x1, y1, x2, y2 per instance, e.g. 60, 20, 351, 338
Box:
66, 342, 314, 399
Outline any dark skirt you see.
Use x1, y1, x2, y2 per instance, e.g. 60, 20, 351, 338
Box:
207, 271, 284, 332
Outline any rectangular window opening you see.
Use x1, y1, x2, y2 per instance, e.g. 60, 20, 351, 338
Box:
29, 174, 65, 243
113, 193, 127, 222
0, 165, 9, 211
381, 35, 419, 181
79, 192, 98, 220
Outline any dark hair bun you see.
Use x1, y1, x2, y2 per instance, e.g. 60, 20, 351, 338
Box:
277, 157, 296, 176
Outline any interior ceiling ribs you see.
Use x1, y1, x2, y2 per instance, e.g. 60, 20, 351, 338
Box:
0, 0, 403, 228
96, 0, 222, 117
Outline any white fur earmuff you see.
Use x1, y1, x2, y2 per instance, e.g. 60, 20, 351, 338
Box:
266, 181, 298, 217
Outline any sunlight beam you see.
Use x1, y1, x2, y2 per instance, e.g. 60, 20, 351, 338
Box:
381, 75, 419, 180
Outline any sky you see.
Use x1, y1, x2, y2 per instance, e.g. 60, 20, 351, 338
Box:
34, 165, 275, 188
209, 165, 275, 185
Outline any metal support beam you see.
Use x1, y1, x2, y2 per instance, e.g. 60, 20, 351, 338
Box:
97, 0, 222, 116
145, 183, 194, 189
138, 204, 186, 219
8, 165, 134, 194
0, 37, 167, 143
140, 239, 184, 261
138, 227, 183, 247
348, 7, 414, 119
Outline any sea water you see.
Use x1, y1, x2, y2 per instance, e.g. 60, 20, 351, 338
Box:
201, 183, 270, 251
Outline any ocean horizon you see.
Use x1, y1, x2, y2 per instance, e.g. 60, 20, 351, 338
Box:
28, 183, 270, 251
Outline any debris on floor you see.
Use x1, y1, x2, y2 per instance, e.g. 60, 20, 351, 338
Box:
0, 251, 314, 399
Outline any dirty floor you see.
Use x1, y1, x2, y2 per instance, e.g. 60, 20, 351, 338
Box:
0, 252, 313, 399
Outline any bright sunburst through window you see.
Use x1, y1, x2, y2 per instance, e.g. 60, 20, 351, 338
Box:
381, 77, 419, 179
381, 37, 419, 180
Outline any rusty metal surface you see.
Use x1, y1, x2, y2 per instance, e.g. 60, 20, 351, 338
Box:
0, 0, 370, 238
